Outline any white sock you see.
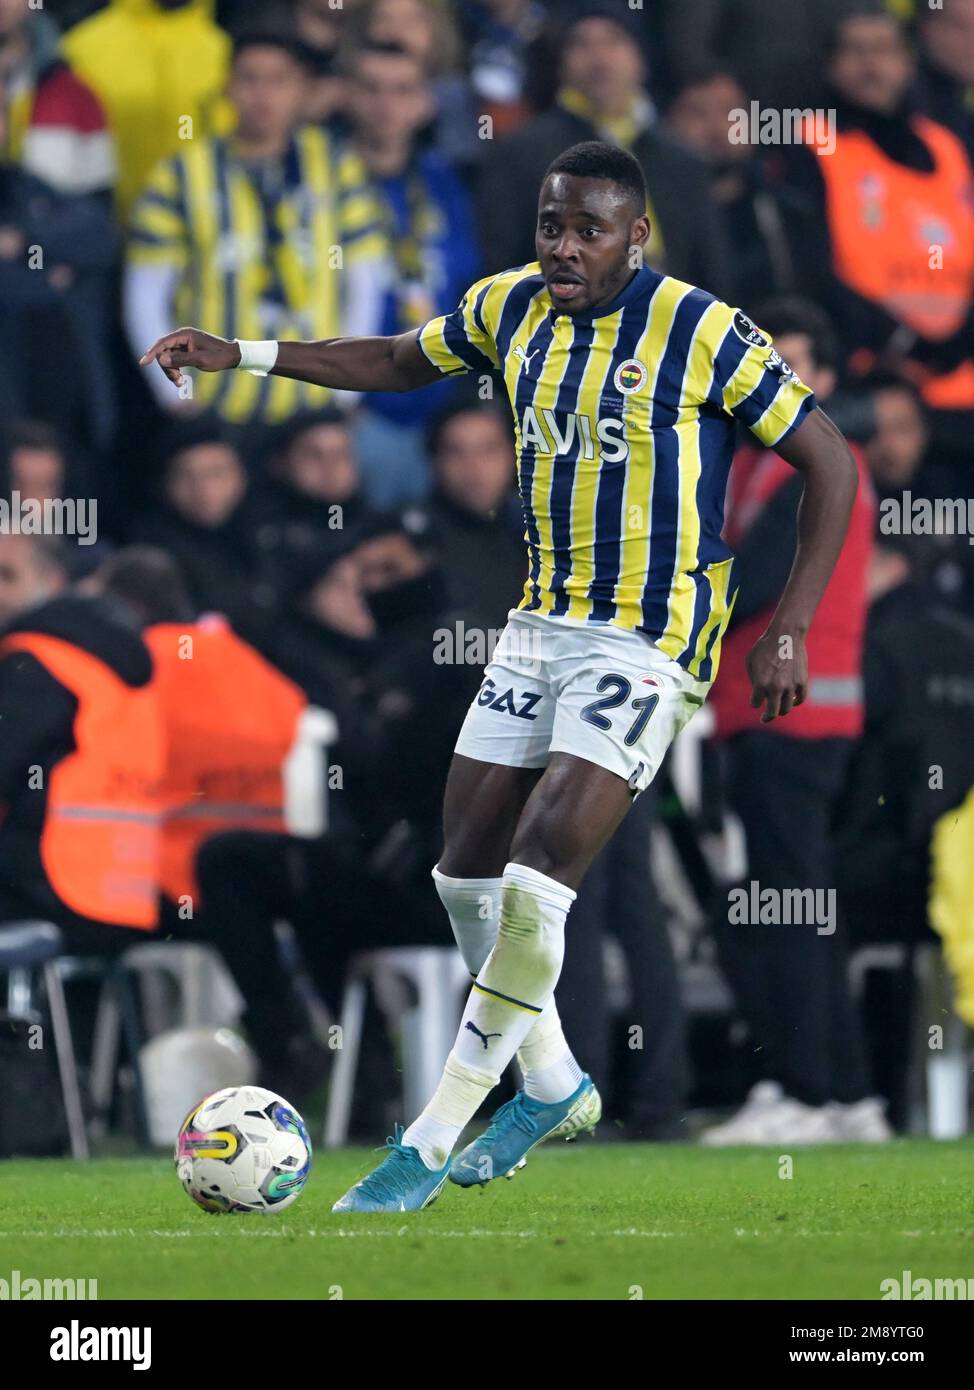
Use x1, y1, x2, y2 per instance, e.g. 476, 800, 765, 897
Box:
432, 864, 582, 1103
518, 1005, 584, 1102
431, 865, 500, 975
404, 862, 576, 1168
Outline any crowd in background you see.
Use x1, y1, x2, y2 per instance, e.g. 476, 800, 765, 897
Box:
3, 0, 974, 1145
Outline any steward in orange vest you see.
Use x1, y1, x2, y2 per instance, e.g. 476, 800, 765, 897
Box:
146, 615, 307, 908
814, 112, 974, 411
787, 13, 974, 429
0, 592, 164, 932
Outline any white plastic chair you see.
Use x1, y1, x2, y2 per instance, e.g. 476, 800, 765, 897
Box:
323, 946, 472, 1147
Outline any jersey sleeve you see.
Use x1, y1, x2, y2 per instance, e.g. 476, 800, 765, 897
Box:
702, 303, 816, 447
417, 273, 501, 376
336, 151, 389, 267
127, 156, 189, 269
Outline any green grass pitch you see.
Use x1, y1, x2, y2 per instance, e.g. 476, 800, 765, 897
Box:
2, 1139, 972, 1300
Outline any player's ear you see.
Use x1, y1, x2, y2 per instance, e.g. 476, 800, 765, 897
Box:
631, 213, 651, 249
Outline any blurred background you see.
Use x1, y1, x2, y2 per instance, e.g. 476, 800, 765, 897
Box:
2, 0, 973, 1158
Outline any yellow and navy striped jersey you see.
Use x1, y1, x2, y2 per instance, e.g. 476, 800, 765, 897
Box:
418, 263, 816, 681
128, 127, 386, 425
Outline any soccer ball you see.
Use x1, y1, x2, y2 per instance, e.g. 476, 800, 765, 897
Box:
175, 1085, 312, 1214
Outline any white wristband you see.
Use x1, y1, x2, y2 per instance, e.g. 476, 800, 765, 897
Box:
235, 339, 279, 376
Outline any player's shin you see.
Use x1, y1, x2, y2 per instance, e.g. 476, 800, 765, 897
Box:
432, 862, 582, 1109
404, 863, 575, 1168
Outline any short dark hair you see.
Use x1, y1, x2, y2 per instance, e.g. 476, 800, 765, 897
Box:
347, 38, 423, 72
752, 296, 838, 372
425, 395, 513, 458
666, 62, 747, 108
157, 416, 237, 473
95, 546, 195, 626
825, 3, 904, 59
271, 406, 352, 459
544, 141, 646, 212
232, 30, 314, 71
6, 419, 65, 457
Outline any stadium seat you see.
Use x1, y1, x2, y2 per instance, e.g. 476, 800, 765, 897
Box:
0, 921, 89, 1159
88, 941, 247, 1147
323, 946, 473, 1148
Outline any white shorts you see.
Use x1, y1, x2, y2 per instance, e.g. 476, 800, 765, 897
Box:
454, 610, 711, 796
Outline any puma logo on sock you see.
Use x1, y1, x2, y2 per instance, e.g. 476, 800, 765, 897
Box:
465, 1021, 503, 1050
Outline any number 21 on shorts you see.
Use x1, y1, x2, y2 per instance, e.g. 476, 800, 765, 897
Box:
579, 674, 659, 746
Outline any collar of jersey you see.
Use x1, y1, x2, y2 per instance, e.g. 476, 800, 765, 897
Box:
547, 265, 659, 324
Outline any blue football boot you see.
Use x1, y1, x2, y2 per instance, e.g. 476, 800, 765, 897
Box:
450, 1074, 601, 1188
332, 1126, 451, 1213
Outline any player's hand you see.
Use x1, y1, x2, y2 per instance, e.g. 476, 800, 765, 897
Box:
139, 328, 240, 388
746, 627, 808, 722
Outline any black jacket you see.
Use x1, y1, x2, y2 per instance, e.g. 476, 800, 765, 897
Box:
835, 582, 974, 931
403, 487, 527, 633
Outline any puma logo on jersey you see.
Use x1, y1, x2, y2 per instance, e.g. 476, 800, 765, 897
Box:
513, 344, 540, 376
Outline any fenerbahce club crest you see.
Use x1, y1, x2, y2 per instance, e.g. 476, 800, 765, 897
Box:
613, 358, 646, 393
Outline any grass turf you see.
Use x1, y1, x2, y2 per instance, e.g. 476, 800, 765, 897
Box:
1, 1139, 972, 1300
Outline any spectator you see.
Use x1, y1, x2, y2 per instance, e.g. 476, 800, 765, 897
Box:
126, 32, 386, 431
402, 396, 525, 631
91, 545, 308, 918
658, 0, 850, 112
863, 375, 974, 615
705, 297, 886, 1145
252, 407, 373, 597
0, 532, 164, 943
915, 0, 974, 156
784, 8, 974, 450
61, 0, 231, 216
126, 31, 388, 432
0, 0, 114, 196
835, 534, 974, 1123
664, 64, 804, 306
0, 83, 117, 450
351, 0, 481, 170
1, 419, 67, 504
128, 420, 261, 624
0, 420, 107, 575
341, 40, 483, 504
476, 1, 731, 293
837, 534, 974, 943
256, 533, 378, 714
293, 0, 349, 124
459, 0, 551, 138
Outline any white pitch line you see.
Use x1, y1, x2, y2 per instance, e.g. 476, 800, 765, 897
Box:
0, 1226, 963, 1240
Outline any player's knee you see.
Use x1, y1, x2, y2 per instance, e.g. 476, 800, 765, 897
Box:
507, 804, 578, 887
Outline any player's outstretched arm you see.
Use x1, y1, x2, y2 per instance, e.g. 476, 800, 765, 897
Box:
745, 408, 858, 723
138, 327, 442, 394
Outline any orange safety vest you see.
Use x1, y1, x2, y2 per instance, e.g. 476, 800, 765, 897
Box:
0, 632, 164, 929
816, 115, 974, 408
146, 619, 307, 905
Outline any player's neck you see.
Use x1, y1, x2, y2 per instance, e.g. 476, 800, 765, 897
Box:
588, 266, 641, 312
